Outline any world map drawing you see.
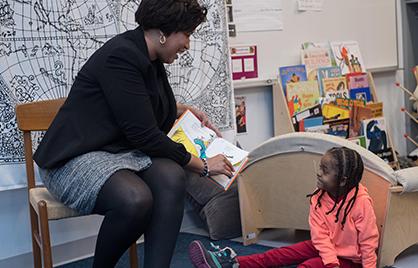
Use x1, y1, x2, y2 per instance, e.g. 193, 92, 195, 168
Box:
0, 0, 233, 168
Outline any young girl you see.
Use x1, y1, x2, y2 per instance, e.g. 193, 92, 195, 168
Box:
188, 147, 379, 268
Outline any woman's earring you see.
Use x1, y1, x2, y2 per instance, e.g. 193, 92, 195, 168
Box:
159, 34, 167, 45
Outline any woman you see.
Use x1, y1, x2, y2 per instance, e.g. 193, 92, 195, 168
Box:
33, 0, 234, 267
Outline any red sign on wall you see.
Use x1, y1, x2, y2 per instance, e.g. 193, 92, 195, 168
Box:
230, 45, 258, 80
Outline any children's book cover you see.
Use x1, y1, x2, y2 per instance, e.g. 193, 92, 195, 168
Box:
286, 81, 320, 116
361, 117, 394, 163
279, 65, 307, 97
349, 105, 373, 138
349, 87, 372, 102
361, 117, 390, 154
366, 102, 383, 117
300, 116, 323, 132
347, 72, 369, 89
348, 136, 367, 148
322, 77, 349, 103
301, 41, 336, 66
324, 118, 350, 138
317, 66, 342, 96
291, 104, 322, 131
330, 41, 366, 75
322, 103, 350, 120
375, 148, 395, 164
168, 110, 248, 190
301, 47, 332, 80
336, 98, 366, 108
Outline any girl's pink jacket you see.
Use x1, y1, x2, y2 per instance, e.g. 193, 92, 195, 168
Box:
309, 184, 379, 268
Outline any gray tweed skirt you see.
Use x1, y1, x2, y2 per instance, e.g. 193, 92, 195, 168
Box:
39, 150, 152, 215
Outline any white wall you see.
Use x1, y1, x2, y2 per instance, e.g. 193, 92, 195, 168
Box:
235, 85, 274, 151
373, 70, 407, 156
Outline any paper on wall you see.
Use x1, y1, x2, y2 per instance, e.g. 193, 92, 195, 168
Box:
297, 0, 324, 11
233, 0, 284, 32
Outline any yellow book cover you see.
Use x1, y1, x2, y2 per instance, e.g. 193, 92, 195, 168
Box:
322, 103, 350, 120
286, 81, 320, 116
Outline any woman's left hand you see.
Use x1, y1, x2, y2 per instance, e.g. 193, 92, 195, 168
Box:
177, 103, 222, 137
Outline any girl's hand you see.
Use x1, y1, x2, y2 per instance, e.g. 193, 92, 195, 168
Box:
207, 154, 234, 177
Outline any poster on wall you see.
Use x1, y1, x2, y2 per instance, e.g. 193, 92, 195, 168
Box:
230, 45, 258, 80
235, 96, 247, 134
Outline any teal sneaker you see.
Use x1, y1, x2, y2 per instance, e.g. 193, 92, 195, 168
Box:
189, 240, 238, 268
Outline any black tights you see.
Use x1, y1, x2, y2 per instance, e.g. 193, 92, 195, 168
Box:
92, 158, 186, 268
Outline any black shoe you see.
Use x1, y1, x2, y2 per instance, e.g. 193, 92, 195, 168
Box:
188, 240, 238, 268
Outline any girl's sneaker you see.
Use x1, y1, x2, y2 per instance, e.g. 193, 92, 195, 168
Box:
188, 240, 238, 268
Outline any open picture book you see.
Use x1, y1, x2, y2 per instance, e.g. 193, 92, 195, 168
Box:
168, 110, 249, 190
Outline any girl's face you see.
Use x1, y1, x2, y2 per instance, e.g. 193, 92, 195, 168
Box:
316, 153, 339, 193
159, 32, 191, 64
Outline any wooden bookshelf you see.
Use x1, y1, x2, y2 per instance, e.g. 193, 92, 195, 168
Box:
272, 72, 400, 169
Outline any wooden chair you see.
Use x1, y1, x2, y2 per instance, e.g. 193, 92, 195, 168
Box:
238, 132, 418, 267
15, 98, 139, 268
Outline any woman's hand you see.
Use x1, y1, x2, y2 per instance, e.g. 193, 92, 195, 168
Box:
177, 103, 222, 137
207, 154, 234, 177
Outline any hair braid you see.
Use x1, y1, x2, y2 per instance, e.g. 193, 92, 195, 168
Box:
308, 147, 364, 229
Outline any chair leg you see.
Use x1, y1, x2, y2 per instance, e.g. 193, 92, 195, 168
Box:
38, 201, 53, 268
29, 205, 42, 268
129, 242, 139, 268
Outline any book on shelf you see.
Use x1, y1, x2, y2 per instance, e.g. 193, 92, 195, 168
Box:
305, 124, 330, 134
330, 41, 366, 75
301, 41, 336, 66
322, 77, 349, 103
304, 118, 349, 138
366, 102, 383, 117
322, 103, 350, 121
347, 72, 372, 102
279, 65, 307, 97
361, 117, 394, 163
348, 136, 367, 148
300, 116, 323, 132
347, 72, 369, 89
286, 80, 320, 117
291, 104, 322, 131
349, 105, 373, 138
168, 110, 248, 190
349, 87, 372, 102
335, 98, 366, 108
301, 47, 332, 81
324, 118, 350, 138
317, 66, 342, 96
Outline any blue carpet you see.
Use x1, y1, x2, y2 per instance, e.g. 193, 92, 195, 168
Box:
58, 232, 275, 268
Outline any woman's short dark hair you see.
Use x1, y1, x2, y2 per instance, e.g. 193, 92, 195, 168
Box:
135, 0, 207, 36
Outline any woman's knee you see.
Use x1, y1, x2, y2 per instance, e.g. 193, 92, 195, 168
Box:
117, 185, 154, 222
148, 158, 186, 194
106, 170, 154, 220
